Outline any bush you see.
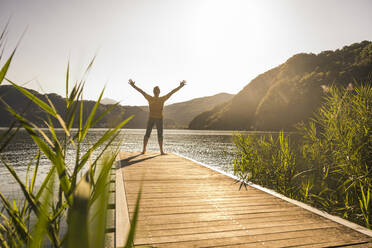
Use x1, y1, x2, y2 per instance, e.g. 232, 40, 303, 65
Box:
233, 84, 372, 228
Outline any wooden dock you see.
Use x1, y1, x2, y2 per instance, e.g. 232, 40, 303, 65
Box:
115, 152, 372, 247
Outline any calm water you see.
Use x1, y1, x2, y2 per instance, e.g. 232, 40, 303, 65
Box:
0, 128, 237, 198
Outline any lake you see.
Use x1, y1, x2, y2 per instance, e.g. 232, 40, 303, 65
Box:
0, 128, 238, 198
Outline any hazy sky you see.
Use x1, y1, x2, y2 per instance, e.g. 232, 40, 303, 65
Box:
1, 0, 372, 105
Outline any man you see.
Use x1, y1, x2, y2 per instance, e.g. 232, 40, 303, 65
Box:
128, 79, 186, 155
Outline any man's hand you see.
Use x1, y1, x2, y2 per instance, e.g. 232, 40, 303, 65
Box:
180, 80, 186, 87
128, 79, 135, 87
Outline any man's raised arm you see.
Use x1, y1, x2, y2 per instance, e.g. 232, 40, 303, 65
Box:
164, 80, 186, 100
128, 79, 151, 99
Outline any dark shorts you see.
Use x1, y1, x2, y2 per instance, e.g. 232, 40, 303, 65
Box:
144, 117, 163, 140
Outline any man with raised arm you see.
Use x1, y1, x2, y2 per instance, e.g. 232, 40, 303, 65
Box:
128, 79, 186, 155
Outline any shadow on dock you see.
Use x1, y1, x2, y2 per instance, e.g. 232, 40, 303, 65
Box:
118, 153, 160, 168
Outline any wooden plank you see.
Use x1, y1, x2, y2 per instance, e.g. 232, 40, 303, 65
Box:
116, 152, 372, 247
134, 223, 341, 244
135, 220, 339, 238
128, 202, 296, 215
115, 160, 130, 248
149, 228, 366, 248
134, 214, 326, 231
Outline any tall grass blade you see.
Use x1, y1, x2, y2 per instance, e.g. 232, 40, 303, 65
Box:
66, 61, 70, 104
29, 172, 56, 248
89, 155, 113, 248
66, 173, 91, 248
30, 150, 41, 194
6, 79, 57, 117
74, 116, 133, 183
80, 87, 105, 141
2, 101, 72, 203
0, 122, 20, 152
0, 192, 31, 241
125, 188, 142, 248
0, 48, 16, 85
91, 101, 121, 128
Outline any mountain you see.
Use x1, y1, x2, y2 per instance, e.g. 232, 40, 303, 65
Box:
163, 93, 233, 128
101, 98, 119, 105
0, 85, 149, 128
0, 85, 233, 129
189, 40, 372, 131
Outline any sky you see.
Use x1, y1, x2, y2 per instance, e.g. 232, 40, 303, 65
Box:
1, 0, 372, 106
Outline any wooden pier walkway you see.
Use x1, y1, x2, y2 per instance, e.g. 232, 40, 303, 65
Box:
115, 152, 372, 247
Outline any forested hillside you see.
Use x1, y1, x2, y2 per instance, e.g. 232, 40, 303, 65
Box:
163, 93, 233, 128
0, 86, 232, 129
189, 40, 372, 130
0, 85, 149, 128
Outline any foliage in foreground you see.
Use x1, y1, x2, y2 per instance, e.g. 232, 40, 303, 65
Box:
233, 84, 371, 229
0, 29, 140, 246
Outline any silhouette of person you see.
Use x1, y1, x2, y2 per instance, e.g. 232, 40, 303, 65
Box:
128, 79, 186, 155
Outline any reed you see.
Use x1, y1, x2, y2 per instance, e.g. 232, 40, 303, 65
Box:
0, 28, 140, 247
233, 84, 372, 229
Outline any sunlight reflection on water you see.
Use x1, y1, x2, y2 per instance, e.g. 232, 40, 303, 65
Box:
121, 129, 236, 172
0, 129, 237, 197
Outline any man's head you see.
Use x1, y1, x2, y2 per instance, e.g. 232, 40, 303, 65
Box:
153, 86, 160, 97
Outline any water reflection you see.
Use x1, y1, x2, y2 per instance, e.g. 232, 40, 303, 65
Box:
0, 129, 236, 197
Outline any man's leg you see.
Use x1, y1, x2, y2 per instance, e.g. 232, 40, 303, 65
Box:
142, 136, 149, 154
159, 141, 165, 155
155, 118, 165, 155
143, 118, 154, 154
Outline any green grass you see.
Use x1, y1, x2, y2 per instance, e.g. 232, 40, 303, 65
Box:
233, 84, 371, 229
0, 26, 141, 247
